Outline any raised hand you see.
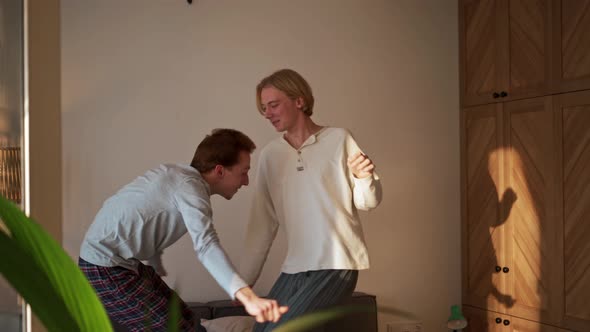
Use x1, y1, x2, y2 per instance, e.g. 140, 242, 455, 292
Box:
347, 151, 375, 179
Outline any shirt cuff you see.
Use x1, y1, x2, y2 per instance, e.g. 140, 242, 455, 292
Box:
353, 174, 377, 187
227, 275, 249, 300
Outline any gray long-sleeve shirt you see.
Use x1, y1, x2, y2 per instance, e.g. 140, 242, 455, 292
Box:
80, 163, 247, 298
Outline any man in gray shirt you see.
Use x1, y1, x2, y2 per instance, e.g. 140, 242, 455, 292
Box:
79, 129, 287, 332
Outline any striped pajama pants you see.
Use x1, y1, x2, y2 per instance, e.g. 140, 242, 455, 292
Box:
78, 258, 203, 332
254, 269, 358, 332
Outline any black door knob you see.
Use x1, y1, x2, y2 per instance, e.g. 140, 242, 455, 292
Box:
495, 266, 502, 272
503, 319, 510, 326
500, 91, 508, 97
493, 92, 500, 98
495, 317, 502, 324
503, 267, 509, 273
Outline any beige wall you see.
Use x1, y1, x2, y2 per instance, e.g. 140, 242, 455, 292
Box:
61, 1, 460, 331
29, 0, 62, 331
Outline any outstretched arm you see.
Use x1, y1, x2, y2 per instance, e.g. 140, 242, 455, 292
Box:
175, 178, 249, 298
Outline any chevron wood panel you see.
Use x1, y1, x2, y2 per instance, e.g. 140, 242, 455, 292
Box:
463, 306, 497, 331
561, 0, 590, 80
563, 106, 590, 322
507, 104, 556, 317
509, 0, 547, 91
465, 112, 506, 308
464, 0, 499, 96
464, 305, 571, 331
511, 315, 571, 331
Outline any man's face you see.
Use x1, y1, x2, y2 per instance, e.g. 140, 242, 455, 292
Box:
260, 86, 303, 132
218, 150, 251, 200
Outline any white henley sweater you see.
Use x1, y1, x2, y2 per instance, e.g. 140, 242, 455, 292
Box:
80, 164, 247, 298
241, 127, 382, 285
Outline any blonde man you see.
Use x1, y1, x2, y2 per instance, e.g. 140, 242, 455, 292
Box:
242, 69, 383, 331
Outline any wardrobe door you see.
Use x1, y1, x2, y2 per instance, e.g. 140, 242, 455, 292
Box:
463, 305, 504, 332
462, 104, 508, 313
555, 90, 590, 332
506, 0, 552, 100
551, 0, 590, 93
460, 0, 509, 106
503, 96, 562, 324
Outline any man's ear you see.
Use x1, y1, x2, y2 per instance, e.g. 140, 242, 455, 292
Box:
214, 164, 225, 178
295, 97, 305, 110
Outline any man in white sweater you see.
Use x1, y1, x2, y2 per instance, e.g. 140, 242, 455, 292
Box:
241, 69, 383, 331
79, 129, 287, 332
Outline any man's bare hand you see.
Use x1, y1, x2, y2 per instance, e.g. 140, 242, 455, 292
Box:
347, 152, 375, 179
235, 287, 288, 323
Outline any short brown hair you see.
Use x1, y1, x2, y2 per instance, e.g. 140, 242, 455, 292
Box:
191, 129, 256, 173
256, 69, 315, 116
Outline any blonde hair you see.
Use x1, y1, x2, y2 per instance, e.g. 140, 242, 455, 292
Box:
256, 69, 315, 116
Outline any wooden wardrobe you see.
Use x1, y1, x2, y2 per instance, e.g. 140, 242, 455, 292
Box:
459, 0, 590, 331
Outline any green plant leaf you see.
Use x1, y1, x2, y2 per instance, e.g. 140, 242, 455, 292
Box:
166, 291, 181, 332
0, 231, 78, 331
0, 196, 112, 331
273, 304, 375, 332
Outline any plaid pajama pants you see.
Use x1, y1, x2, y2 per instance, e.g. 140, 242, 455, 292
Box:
78, 258, 204, 332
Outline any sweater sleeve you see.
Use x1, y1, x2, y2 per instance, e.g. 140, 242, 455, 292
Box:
174, 179, 247, 299
345, 130, 383, 211
240, 153, 279, 286
352, 173, 383, 210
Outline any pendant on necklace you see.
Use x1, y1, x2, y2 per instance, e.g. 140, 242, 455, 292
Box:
296, 166, 304, 171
